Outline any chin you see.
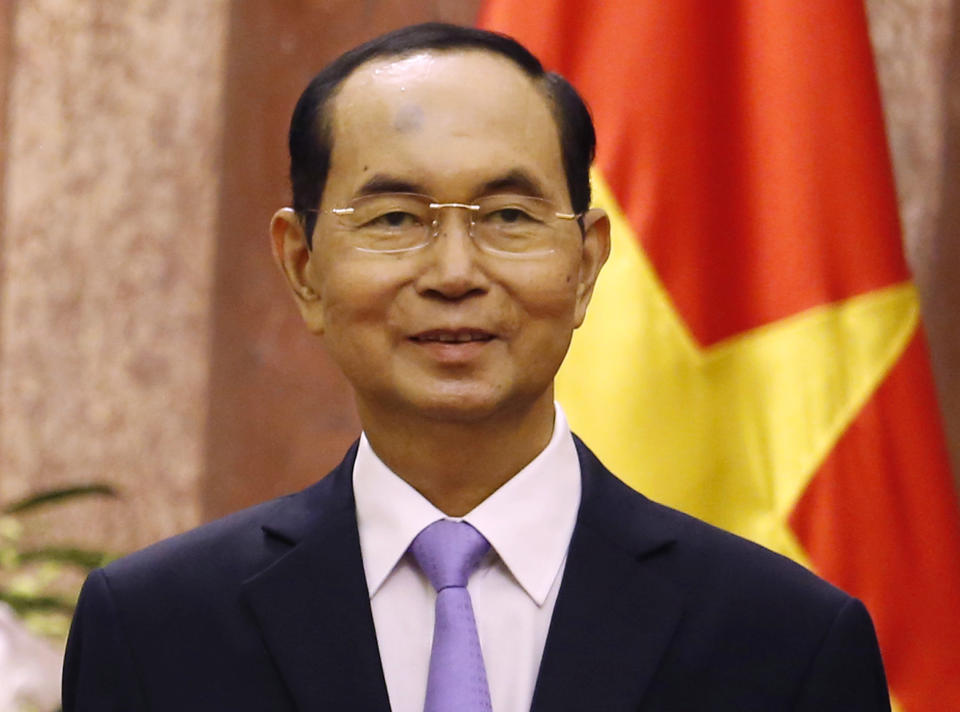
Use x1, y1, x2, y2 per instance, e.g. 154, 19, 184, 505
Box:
413, 395, 506, 424
404, 382, 551, 426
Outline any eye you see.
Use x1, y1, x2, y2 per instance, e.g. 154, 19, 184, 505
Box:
482, 205, 543, 228
369, 210, 421, 229
343, 193, 432, 231
489, 207, 532, 224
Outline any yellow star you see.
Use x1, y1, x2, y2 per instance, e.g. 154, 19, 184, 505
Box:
558, 171, 919, 566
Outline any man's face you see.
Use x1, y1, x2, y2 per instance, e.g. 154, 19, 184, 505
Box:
276, 50, 608, 428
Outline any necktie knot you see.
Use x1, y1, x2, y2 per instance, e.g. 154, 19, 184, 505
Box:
410, 519, 490, 591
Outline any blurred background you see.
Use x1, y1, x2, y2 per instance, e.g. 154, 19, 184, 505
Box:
0, 0, 958, 702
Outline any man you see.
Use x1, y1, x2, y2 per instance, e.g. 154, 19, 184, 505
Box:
63, 23, 890, 711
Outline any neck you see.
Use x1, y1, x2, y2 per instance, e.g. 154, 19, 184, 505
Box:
358, 395, 555, 516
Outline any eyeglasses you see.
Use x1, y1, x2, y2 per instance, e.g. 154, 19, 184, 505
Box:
315, 192, 582, 256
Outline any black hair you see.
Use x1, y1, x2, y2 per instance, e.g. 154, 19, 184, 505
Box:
287, 22, 596, 247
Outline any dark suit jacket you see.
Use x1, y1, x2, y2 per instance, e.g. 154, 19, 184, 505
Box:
63, 438, 890, 711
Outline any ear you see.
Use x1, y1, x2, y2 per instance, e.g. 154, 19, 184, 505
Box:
573, 208, 611, 327
270, 208, 325, 334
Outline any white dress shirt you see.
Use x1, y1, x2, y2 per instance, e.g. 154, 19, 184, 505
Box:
353, 404, 582, 712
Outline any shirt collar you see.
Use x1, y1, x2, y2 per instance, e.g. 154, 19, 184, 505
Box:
353, 404, 581, 606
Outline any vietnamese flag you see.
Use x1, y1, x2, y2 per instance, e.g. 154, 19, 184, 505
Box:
478, 1, 960, 709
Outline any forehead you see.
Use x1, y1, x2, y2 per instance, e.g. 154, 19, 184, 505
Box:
325, 50, 566, 200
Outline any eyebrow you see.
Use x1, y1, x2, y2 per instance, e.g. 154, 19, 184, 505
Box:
353, 168, 548, 200
356, 175, 425, 196
478, 169, 547, 199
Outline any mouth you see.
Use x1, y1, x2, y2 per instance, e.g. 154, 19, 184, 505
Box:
410, 328, 496, 344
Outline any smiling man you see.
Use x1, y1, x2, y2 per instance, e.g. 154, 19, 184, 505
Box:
63, 23, 890, 712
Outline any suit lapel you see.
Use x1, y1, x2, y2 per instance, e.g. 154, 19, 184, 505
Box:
531, 439, 686, 711
240, 446, 391, 712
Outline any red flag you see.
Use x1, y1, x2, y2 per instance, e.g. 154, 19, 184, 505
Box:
478, 1, 960, 708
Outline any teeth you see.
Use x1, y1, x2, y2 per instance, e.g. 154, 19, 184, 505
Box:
418, 332, 490, 343
435, 333, 480, 343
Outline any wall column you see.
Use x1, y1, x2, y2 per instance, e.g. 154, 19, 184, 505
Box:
0, 1, 229, 550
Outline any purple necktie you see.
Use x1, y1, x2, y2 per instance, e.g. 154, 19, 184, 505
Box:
409, 519, 493, 712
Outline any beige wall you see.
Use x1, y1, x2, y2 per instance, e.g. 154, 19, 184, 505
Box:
0, 1, 227, 550
0, 0, 957, 557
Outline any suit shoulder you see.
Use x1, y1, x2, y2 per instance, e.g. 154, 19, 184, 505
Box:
649, 496, 848, 607
575, 441, 853, 614
99, 462, 351, 597
101, 495, 292, 590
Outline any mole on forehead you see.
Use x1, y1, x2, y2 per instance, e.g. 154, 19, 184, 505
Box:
392, 104, 424, 133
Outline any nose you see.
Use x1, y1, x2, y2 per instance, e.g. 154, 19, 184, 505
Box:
414, 210, 489, 300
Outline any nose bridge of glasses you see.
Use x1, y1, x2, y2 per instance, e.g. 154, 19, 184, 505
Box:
429, 201, 480, 239
429, 201, 480, 212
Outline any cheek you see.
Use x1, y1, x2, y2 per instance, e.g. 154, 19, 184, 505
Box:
508, 264, 581, 322
522, 288, 577, 322
318, 267, 404, 336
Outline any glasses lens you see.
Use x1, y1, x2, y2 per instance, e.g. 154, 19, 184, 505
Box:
337, 193, 432, 252
473, 195, 561, 255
